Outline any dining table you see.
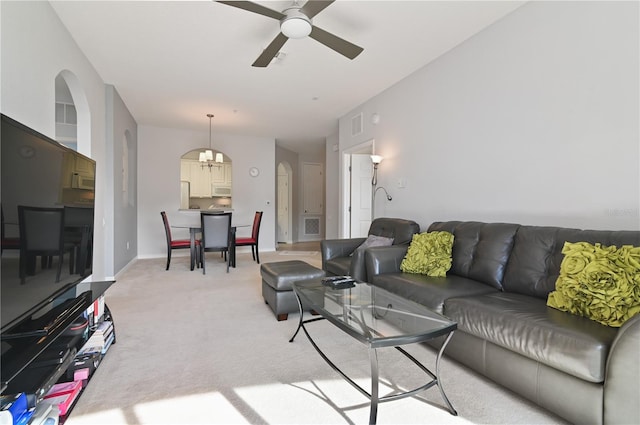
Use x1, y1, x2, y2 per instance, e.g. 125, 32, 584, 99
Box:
172, 221, 250, 271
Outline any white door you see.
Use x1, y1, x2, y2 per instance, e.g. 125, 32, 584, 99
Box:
349, 154, 372, 237
303, 163, 323, 214
277, 165, 291, 243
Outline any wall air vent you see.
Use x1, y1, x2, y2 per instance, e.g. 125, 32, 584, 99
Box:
351, 113, 363, 136
304, 217, 320, 235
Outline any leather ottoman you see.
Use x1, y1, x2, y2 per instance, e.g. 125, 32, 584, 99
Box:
260, 260, 325, 321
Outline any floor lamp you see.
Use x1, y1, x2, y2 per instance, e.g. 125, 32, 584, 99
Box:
371, 155, 392, 218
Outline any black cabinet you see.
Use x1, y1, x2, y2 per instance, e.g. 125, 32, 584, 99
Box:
1, 280, 115, 416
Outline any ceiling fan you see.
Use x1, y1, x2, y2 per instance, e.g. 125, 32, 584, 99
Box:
217, 0, 364, 67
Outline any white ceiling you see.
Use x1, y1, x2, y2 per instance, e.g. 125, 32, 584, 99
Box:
50, 0, 524, 153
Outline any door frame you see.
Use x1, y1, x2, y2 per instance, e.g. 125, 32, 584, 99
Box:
340, 139, 375, 238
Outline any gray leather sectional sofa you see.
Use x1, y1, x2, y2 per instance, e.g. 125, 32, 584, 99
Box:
363, 221, 639, 425
321, 217, 420, 282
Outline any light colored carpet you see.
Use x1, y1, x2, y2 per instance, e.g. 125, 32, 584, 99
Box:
65, 250, 567, 425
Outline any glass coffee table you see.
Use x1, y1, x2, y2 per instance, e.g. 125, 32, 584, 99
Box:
290, 278, 458, 425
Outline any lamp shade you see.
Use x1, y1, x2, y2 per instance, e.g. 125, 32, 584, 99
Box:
215, 153, 224, 163
199, 152, 207, 163
371, 155, 383, 165
205, 150, 214, 161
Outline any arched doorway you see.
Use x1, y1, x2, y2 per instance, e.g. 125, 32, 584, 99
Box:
277, 161, 292, 243
55, 74, 77, 150
55, 70, 90, 156
180, 149, 232, 210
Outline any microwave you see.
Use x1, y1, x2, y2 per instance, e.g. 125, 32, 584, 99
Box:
212, 186, 232, 196
72, 173, 95, 190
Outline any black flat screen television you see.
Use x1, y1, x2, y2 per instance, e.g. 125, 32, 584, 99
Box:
1, 113, 96, 334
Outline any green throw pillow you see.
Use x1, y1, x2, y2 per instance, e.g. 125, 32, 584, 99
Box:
547, 241, 640, 327
400, 231, 454, 277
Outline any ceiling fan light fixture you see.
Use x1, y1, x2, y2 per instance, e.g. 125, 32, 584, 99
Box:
280, 9, 312, 39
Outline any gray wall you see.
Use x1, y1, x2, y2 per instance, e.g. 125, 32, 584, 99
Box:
106, 85, 138, 273
335, 1, 639, 232
137, 125, 276, 258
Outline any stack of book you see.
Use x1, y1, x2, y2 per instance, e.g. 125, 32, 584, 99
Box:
42, 381, 81, 416
79, 320, 114, 356
68, 320, 115, 383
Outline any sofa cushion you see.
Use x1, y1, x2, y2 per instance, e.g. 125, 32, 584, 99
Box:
444, 292, 618, 383
400, 231, 454, 277
547, 242, 640, 327
368, 217, 420, 245
501, 226, 580, 298
428, 221, 519, 290
502, 226, 640, 299
371, 272, 497, 314
324, 256, 352, 277
355, 234, 394, 254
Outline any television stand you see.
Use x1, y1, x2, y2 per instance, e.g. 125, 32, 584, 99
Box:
0, 280, 115, 420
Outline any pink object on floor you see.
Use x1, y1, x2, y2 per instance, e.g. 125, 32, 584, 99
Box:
43, 380, 82, 415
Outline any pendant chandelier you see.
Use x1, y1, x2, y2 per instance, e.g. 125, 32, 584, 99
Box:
200, 114, 224, 169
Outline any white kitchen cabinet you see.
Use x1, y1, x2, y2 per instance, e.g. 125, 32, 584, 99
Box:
210, 164, 225, 184
211, 163, 232, 197
189, 162, 212, 197
74, 155, 93, 174
61, 152, 75, 188
224, 163, 232, 185
182, 159, 232, 198
180, 161, 190, 181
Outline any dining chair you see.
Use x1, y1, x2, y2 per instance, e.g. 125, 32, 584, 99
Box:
18, 205, 66, 284
200, 211, 232, 274
1, 204, 20, 253
64, 206, 94, 276
235, 211, 263, 264
161, 211, 199, 270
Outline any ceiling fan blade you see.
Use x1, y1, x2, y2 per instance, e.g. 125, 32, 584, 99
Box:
309, 26, 363, 60
216, 1, 284, 20
300, 0, 334, 19
252, 33, 288, 67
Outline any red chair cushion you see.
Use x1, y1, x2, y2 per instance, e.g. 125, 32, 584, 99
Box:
235, 237, 256, 244
170, 239, 191, 248
2, 238, 20, 247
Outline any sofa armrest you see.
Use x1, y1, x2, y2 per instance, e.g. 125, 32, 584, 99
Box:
321, 238, 366, 269
604, 313, 640, 424
365, 245, 409, 277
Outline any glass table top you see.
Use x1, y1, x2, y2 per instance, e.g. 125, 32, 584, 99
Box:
293, 280, 457, 349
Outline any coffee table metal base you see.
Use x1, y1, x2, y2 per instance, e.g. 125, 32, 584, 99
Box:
289, 293, 458, 424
